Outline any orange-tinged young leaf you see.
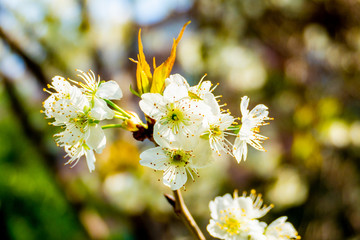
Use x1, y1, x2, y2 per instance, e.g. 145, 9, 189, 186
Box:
137, 29, 152, 79
153, 57, 156, 70
135, 29, 152, 94
150, 21, 191, 93
132, 21, 190, 95
129, 57, 145, 95
139, 67, 151, 94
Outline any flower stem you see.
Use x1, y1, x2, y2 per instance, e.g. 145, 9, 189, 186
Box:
104, 99, 132, 118
171, 190, 206, 240
101, 124, 124, 129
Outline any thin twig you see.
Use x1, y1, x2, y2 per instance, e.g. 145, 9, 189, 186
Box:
170, 189, 206, 240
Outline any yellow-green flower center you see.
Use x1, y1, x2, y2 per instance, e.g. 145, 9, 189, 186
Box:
217, 214, 241, 236
168, 149, 191, 167
210, 126, 222, 136
171, 113, 179, 121
166, 108, 184, 123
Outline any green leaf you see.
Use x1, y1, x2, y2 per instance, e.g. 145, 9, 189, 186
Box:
129, 84, 141, 97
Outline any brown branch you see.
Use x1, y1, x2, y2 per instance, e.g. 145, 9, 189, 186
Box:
169, 190, 206, 240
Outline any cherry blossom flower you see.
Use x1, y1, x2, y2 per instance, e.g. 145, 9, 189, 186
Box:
207, 190, 272, 240
201, 113, 235, 156
139, 81, 206, 144
74, 69, 123, 119
43, 70, 123, 172
263, 217, 300, 240
233, 96, 272, 162
207, 190, 300, 240
139, 140, 212, 190
53, 93, 106, 172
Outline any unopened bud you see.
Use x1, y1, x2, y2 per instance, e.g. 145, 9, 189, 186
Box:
122, 111, 143, 132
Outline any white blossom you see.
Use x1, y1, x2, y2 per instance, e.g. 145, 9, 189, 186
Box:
207, 190, 272, 240
75, 69, 123, 119
43, 76, 80, 123
139, 140, 212, 190
139, 81, 206, 144
207, 190, 300, 240
201, 113, 235, 156
233, 96, 272, 163
43, 70, 121, 172
264, 217, 300, 240
165, 73, 217, 100
52, 90, 106, 172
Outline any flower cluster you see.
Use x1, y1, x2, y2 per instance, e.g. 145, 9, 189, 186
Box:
42, 70, 123, 172
139, 74, 271, 190
42, 24, 271, 189
207, 190, 300, 240
41, 22, 301, 239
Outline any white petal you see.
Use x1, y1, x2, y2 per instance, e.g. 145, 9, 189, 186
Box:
163, 83, 188, 102
234, 197, 255, 218
91, 97, 115, 120
139, 147, 168, 170
165, 74, 190, 88
64, 143, 85, 166
51, 76, 72, 93
163, 167, 187, 190
209, 193, 234, 219
249, 104, 269, 119
139, 93, 166, 120
43, 95, 56, 118
233, 136, 248, 162
197, 80, 212, 93
86, 125, 106, 153
191, 139, 214, 168
70, 86, 88, 107
56, 123, 83, 146
153, 123, 183, 148
266, 216, 298, 239
219, 114, 235, 129
203, 93, 220, 116
250, 232, 267, 240
240, 96, 250, 118
96, 80, 123, 100
85, 149, 96, 172
206, 220, 228, 239
52, 99, 78, 124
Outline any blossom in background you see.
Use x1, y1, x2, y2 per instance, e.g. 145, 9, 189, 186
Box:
207, 190, 300, 240
139, 140, 212, 190
43, 70, 123, 172
250, 217, 300, 240
207, 190, 272, 240
233, 96, 272, 162
261, 217, 300, 240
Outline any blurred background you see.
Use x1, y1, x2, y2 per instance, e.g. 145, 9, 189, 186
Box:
1, 0, 360, 239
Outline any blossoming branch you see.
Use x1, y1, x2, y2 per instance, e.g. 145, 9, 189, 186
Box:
41, 21, 299, 240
